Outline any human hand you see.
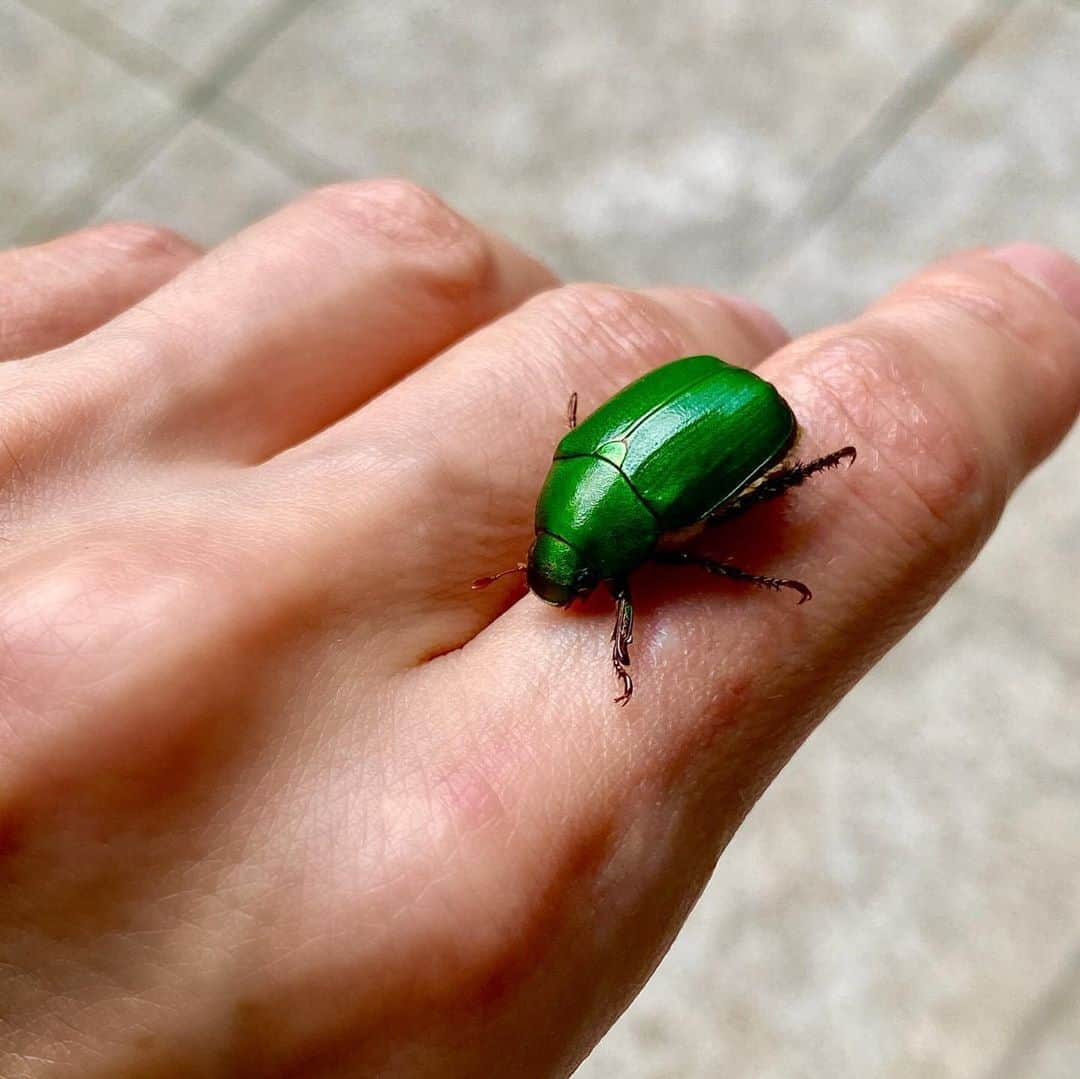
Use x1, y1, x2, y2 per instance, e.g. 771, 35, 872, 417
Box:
2, 183, 1078, 1078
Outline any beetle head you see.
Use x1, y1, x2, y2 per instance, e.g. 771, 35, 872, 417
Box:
526, 532, 598, 607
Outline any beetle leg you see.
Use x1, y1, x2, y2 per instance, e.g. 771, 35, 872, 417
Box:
567, 391, 579, 429
608, 580, 634, 705
707, 445, 856, 526
652, 550, 812, 604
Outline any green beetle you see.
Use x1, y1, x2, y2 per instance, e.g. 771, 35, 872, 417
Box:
475, 354, 855, 703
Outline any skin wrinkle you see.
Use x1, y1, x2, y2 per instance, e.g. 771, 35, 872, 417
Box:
535, 284, 688, 387
869, 263, 1080, 472
891, 266, 1065, 359
306, 180, 488, 253
300, 181, 500, 317
786, 343, 988, 558
656, 286, 790, 359
226, 783, 583, 1076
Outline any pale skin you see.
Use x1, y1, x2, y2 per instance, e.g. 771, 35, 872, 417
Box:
1, 180, 1078, 1078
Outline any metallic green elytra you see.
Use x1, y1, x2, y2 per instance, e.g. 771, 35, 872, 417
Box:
530, 354, 796, 600
474, 354, 856, 704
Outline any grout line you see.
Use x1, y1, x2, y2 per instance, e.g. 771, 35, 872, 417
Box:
201, 97, 343, 189
13, 0, 326, 243
748, 0, 1024, 292
179, 0, 316, 118
14, 0, 190, 92
981, 946, 1080, 1079
15, 0, 339, 188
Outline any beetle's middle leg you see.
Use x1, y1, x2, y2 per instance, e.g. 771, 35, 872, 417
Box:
652, 550, 812, 604
608, 579, 634, 705
707, 445, 856, 527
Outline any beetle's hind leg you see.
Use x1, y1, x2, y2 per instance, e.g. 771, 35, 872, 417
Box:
653, 550, 812, 604
708, 445, 856, 527
609, 580, 634, 705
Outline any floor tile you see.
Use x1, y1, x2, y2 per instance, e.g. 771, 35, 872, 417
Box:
966, 426, 1080, 662
0, 0, 174, 247
225, 0, 981, 287
756, 0, 1080, 333
95, 117, 304, 246
995, 952, 1080, 1079
78, 0, 268, 72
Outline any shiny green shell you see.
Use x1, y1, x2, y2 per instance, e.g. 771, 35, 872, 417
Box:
533, 354, 796, 581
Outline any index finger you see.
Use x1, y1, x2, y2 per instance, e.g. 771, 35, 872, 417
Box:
435, 243, 1080, 798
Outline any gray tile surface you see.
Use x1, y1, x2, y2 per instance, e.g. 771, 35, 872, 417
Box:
986, 950, 1080, 1079
226, 0, 984, 285
94, 117, 303, 245
9, 0, 324, 243
0, 0, 1077, 1076
756, 0, 1080, 333
78, 0, 268, 71
0, 1, 173, 246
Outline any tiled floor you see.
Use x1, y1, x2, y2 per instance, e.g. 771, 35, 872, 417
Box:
3, 2, 1077, 1075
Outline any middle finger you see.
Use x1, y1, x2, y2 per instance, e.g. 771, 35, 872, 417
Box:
278, 281, 789, 653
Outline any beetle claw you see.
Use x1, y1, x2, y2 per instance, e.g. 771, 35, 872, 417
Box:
785, 579, 813, 604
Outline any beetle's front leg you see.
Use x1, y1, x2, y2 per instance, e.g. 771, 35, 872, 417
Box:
652, 550, 812, 604
608, 579, 634, 705
708, 445, 856, 527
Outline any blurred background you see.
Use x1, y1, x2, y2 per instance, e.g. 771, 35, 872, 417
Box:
2, 1, 1077, 1075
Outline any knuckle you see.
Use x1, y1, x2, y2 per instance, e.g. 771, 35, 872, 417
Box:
85, 220, 198, 262
306, 179, 495, 300
886, 259, 1065, 358
0, 547, 145, 740
0, 525, 261, 721
309, 179, 459, 243
527, 282, 684, 366
0, 528, 264, 812
794, 327, 1000, 550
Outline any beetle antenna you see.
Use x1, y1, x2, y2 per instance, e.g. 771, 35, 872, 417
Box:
472, 563, 527, 589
